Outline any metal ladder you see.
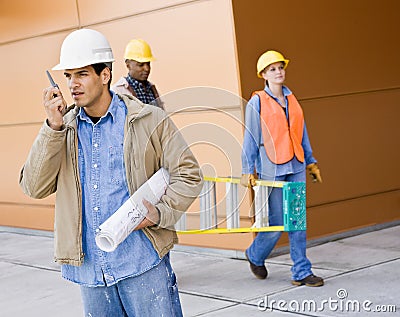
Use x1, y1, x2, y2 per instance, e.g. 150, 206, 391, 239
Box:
176, 176, 307, 234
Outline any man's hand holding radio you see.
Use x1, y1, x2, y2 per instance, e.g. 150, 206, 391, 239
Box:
43, 86, 67, 131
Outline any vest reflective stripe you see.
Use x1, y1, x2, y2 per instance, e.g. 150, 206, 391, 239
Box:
253, 90, 305, 164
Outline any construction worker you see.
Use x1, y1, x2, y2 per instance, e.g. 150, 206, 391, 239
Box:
240, 50, 324, 287
112, 39, 164, 109
19, 29, 202, 316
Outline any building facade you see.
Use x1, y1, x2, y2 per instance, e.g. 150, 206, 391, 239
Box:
1, 0, 399, 251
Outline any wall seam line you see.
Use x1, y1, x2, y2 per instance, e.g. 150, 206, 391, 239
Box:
308, 188, 400, 208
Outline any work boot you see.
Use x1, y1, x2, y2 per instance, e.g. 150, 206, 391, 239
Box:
245, 251, 268, 279
292, 274, 324, 287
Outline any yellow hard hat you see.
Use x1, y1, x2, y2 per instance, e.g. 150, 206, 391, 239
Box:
256, 50, 289, 78
123, 39, 155, 63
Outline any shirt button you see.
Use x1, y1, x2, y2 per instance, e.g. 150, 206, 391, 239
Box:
93, 164, 98, 168
94, 143, 98, 147
93, 184, 98, 189
94, 207, 99, 211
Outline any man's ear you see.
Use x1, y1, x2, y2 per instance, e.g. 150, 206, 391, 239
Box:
101, 67, 111, 84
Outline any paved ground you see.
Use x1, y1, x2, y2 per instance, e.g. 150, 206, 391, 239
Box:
0, 225, 399, 316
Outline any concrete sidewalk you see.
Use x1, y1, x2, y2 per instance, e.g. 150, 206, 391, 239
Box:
0, 225, 399, 316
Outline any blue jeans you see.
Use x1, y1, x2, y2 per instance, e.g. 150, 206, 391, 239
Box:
246, 170, 313, 280
80, 254, 182, 317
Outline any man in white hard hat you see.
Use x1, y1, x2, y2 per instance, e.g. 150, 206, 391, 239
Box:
19, 28, 202, 316
112, 39, 164, 109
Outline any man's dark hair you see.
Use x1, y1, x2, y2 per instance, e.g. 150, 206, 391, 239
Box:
92, 63, 112, 89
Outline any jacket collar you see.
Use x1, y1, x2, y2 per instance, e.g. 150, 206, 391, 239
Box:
117, 93, 153, 123
62, 92, 152, 129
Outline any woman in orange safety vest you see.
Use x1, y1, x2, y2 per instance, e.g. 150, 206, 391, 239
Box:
240, 50, 324, 287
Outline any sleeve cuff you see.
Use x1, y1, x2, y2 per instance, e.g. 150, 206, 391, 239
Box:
153, 206, 161, 227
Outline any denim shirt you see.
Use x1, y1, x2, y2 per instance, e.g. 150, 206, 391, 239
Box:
241, 85, 316, 178
62, 92, 160, 287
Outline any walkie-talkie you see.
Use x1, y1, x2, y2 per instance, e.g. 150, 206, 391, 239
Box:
46, 70, 59, 98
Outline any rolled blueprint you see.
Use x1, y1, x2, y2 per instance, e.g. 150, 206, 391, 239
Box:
95, 168, 170, 252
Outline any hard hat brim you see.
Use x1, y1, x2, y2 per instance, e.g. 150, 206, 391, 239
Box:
257, 59, 289, 78
125, 56, 156, 63
52, 58, 115, 71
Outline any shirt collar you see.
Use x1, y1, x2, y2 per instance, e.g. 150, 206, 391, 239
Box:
264, 84, 292, 98
126, 74, 152, 90
77, 91, 121, 123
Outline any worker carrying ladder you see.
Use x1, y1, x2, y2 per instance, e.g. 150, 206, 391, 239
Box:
175, 176, 306, 234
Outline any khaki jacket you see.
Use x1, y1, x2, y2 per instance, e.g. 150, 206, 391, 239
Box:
19, 94, 203, 266
111, 77, 164, 109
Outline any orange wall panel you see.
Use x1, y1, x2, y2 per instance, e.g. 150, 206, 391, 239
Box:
0, 125, 55, 206
171, 110, 243, 177
0, 204, 54, 231
0, 0, 246, 251
231, 0, 400, 239
307, 190, 400, 239
1, 0, 239, 126
302, 90, 400, 206
77, 0, 192, 25
0, 0, 78, 43
232, 0, 400, 100
178, 232, 254, 251
91, 0, 239, 95
0, 32, 75, 125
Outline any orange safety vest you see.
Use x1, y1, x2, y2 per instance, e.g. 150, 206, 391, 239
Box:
253, 90, 305, 164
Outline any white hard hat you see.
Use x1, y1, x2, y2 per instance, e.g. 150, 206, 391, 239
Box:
52, 29, 114, 70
